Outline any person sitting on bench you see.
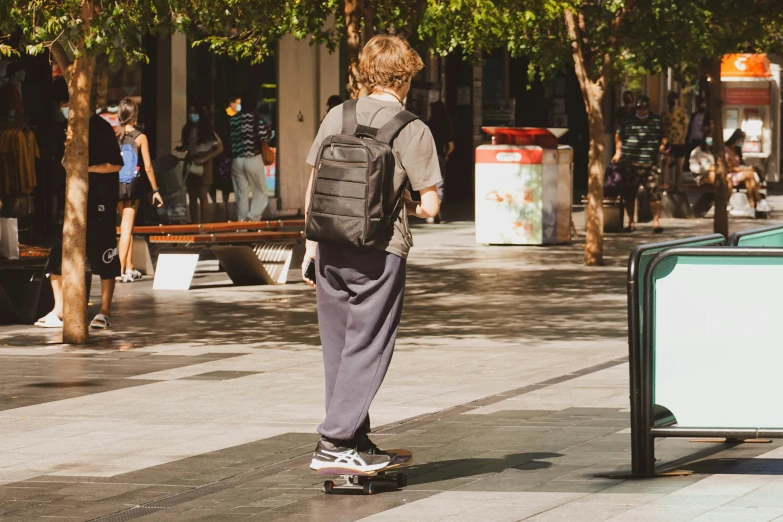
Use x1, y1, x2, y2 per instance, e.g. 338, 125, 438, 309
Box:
725, 129, 761, 217
689, 130, 716, 186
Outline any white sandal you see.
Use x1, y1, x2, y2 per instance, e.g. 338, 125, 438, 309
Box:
34, 312, 63, 328
90, 313, 110, 330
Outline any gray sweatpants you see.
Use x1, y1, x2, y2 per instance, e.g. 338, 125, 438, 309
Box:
316, 243, 406, 442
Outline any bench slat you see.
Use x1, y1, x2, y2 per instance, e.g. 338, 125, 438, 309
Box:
119, 219, 305, 236
150, 231, 302, 244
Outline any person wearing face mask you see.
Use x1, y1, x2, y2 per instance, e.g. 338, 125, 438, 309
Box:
180, 103, 223, 223
685, 99, 711, 171
612, 95, 666, 233
725, 129, 764, 216
228, 90, 272, 221
688, 129, 717, 186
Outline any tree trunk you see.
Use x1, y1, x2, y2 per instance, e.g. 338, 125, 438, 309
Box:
583, 94, 607, 265
565, 10, 605, 266
707, 57, 729, 239
60, 1, 95, 344
345, 0, 364, 98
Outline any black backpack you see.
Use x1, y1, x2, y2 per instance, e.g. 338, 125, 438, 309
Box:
306, 99, 418, 248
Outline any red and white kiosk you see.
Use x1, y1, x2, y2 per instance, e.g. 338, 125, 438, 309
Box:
721, 54, 782, 182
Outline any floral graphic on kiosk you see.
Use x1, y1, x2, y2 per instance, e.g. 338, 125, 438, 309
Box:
475, 128, 572, 245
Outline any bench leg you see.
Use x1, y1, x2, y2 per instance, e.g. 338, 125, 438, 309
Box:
253, 242, 296, 285
153, 253, 199, 290
211, 246, 275, 285
132, 236, 155, 276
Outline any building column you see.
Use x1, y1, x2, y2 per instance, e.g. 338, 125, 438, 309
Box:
278, 36, 320, 213
155, 32, 187, 156
473, 54, 483, 148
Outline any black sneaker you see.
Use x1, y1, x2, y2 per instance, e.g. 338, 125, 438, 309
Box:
354, 432, 389, 456
310, 438, 391, 473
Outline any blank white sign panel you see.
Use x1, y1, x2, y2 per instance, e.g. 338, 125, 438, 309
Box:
653, 256, 782, 428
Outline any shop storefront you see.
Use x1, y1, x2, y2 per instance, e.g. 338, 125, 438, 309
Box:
721, 54, 782, 183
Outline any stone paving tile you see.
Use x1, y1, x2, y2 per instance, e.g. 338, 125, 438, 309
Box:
693, 507, 783, 522
2, 216, 783, 520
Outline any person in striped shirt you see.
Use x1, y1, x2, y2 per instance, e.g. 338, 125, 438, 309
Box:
612, 95, 667, 233
229, 90, 274, 221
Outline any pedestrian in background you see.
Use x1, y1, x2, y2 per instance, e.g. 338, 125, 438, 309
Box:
614, 90, 635, 128
181, 103, 223, 224
326, 95, 342, 115
685, 99, 710, 170
229, 90, 272, 222
36, 110, 124, 329
661, 91, 688, 187
425, 100, 454, 224
115, 98, 162, 283
725, 129, 762, 216
689, 129, 717, 186
612, 95, 666, 233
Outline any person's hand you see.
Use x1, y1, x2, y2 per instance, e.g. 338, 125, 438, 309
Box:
302, 239, 317, 288
152, 191, 163, 208
611, 152, 621, 164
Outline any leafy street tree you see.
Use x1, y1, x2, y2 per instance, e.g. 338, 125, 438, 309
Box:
629, 0, 783, 239
420, 1, 634, 266
0, 0, 293, 343
423, 0, 783, 259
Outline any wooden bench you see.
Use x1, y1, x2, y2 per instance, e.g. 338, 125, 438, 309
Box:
150, 230, 304, 290
119, 219, 306, 277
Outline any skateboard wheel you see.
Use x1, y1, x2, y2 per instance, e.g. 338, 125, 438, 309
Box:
396, 473, 408, 487
363, 482, 375, 495
322, 480, 334, 494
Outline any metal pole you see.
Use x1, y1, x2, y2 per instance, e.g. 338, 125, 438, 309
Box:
627, 276, 644, 475
640, 258, 658, 477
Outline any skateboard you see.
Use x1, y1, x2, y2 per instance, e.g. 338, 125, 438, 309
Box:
317, 449, 413, 495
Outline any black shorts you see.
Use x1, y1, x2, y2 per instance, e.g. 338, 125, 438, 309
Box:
46, 212, 120, 280
621, 164, 662, 203
119, 177, 143, 201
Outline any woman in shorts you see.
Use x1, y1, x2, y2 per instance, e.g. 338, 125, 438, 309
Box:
725, 129, 761, 216
116, 98, 163, 283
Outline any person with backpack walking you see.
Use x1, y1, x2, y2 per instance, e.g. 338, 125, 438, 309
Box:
302, 35, 442, 474
115, 98, 162, 283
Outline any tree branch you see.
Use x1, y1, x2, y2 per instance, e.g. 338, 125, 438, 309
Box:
50, 40, 71, 84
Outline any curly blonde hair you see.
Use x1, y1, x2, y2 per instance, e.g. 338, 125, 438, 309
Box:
358, 35, 424, 91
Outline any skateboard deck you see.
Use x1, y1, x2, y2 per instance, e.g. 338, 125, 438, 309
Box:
317, 449, 412, 494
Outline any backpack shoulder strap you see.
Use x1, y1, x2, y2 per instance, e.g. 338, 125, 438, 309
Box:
341, 99, 359, 135
376, 110, 418, 144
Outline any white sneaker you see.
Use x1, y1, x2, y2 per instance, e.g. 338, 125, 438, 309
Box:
748, 208, 757, 219
757, 200, 773, 213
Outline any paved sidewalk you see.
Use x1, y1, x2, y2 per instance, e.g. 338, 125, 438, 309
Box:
1, 206, 782, 521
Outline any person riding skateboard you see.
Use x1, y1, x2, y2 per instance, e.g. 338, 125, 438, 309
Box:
303, 35, 442, 474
